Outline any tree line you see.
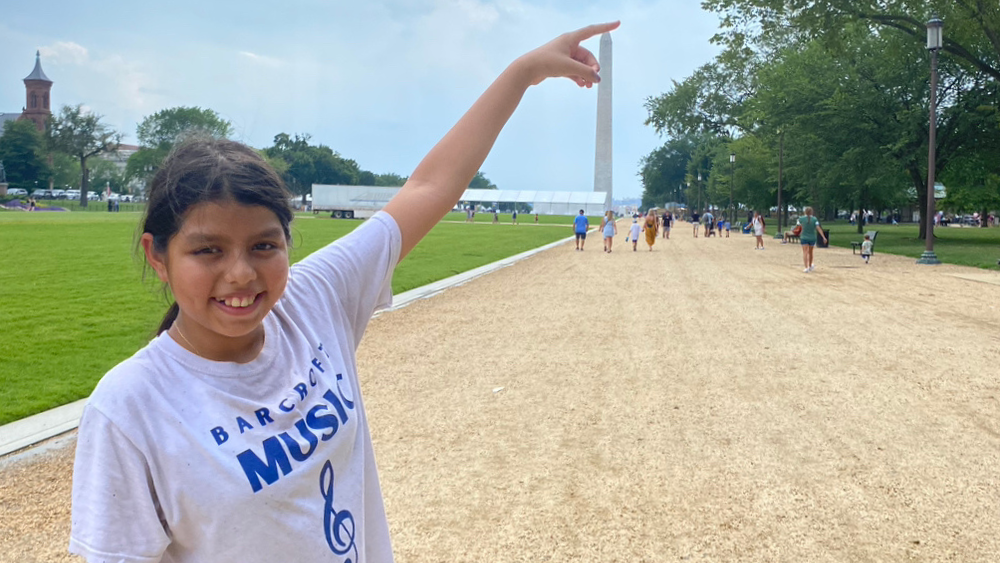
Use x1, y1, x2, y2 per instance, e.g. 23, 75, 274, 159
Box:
1, 105, 500, 206
639, 0, 1000, 235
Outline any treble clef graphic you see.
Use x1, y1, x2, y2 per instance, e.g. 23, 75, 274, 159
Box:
320, 460, 358, 562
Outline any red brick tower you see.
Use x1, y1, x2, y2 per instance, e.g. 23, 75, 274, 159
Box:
20, 51, 53, 132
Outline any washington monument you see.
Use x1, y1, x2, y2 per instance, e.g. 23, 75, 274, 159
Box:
594, 32, 613, 210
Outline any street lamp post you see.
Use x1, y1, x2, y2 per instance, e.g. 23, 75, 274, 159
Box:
918, 16, 943, 265
729, 153, 736, 224
774, 131, 784, 239
697, 172, 703, 212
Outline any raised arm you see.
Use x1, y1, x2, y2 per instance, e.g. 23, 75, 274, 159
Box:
383, 22, 620, 258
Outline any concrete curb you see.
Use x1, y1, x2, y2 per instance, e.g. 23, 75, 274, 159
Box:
0, 232, 580, 458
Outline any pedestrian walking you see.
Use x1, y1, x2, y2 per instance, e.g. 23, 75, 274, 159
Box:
573, 209, 589, 251
661, 210, 671, 239
601, 210, 617, 252
860, 234, 873, 264
643, 209, 658, 251
797, 206, 827, 272
629, 218, 641, 251
751, 211, 765, 249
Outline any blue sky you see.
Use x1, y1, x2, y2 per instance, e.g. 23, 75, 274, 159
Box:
1, 1, 721, 198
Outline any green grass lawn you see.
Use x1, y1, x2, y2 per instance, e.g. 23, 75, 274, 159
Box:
822, 222, 1000, 270
0, 212, 571, 424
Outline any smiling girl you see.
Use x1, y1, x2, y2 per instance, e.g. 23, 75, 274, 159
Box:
69, 21, 620, 563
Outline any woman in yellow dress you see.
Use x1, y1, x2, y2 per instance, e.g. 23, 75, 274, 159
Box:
643, 209, 658, 251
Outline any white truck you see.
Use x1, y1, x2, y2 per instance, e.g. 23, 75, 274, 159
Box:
311, 184, 402, 219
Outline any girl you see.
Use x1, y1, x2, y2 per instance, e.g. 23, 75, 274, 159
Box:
643, 209, 658, 251
601, 209, 617, 252
797, 206, 827, 272
751, 211, 765, 249
69, 21, 619, 563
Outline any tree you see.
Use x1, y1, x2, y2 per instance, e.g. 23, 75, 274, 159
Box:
375, 172, 408, 186
703, 0, 1000, 80
639, 136, 696, 210
700, 0, 1000, 236
127, 107, 233, 189
51, 153, 80, 189
468, 171, 498, 190
47, 105, 122, 207
0, 120, 51, 191
88, 158, 127, 194
263, 133, 368, 194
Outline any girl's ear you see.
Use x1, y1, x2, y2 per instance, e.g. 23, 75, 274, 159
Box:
140, 233, 170, 283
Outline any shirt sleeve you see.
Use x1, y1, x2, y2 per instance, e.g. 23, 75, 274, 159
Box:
70, 406, 170, 563
286, 212, 402, 348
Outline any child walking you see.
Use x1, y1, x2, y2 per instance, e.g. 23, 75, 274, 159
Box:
629, 218, 642, 251
861, 234, 873, 263
69, 21, 619, 563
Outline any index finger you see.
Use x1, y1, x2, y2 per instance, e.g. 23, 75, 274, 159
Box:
568, 21, 621, 43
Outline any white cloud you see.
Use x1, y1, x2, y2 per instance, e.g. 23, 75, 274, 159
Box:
239, 51, 284, 68
38, 41, 89, 65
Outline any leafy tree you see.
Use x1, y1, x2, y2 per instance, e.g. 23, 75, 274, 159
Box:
127, 106, 233, 189
88, 158, 127, 194
639, 136, 696, 210
51, 153, 80, 190
375, 172, 408, 187
137, 106, 233, 149
0, 120, 51, 191
263, 133, 365, 194
703, 0, 1000, 80
468, 171, 497, 190
699, 0, 1000, 236
46, 105, 122, 207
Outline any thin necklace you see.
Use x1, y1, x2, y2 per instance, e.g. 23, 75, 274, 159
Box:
173, 324, 202, 357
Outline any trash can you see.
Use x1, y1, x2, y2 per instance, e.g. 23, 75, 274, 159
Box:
818, 228, 831, 248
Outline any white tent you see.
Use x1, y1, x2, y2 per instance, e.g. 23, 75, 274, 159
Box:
460, 189, 608, 216
312, 185, 609, 216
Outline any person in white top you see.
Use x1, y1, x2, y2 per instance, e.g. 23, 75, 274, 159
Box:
69, 21, 621, 563
629, 219, 642, 251
751, 211, 766, 249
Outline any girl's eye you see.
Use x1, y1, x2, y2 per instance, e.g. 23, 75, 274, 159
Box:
193, 247, 219, 255
254, 242, 278, 251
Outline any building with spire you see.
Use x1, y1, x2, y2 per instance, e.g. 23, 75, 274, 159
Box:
1, 51, 54, 132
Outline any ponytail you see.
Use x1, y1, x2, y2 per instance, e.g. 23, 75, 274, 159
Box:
157, 302, 179, 335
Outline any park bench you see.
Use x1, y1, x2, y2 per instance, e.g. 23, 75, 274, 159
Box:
851, 230, 878, 254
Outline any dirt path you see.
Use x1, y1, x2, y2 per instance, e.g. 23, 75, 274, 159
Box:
3, 222, 999, 562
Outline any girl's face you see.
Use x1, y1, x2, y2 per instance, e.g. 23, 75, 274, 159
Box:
142, 200, 290, 359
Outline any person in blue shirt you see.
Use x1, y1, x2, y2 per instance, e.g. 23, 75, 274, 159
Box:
573, 209, 589, 251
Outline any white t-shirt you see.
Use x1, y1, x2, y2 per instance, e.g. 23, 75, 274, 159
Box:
629, 223, 642, 241
752, 216, 764, 236
70, 212, 402, 563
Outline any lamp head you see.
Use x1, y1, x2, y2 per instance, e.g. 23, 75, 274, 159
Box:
926, 16, 943, 50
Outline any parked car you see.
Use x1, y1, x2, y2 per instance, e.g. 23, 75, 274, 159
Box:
51, 189, 67, 199
32, 189, 49, 199
7, 188, 28, 196
87, 191, 100, 201
65, 189, 81, 200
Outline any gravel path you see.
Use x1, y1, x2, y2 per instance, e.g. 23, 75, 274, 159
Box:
3, 223, 999, 562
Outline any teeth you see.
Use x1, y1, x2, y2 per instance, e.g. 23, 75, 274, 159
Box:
221, 295, 256, 308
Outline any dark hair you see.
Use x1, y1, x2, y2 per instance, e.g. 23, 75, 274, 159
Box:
141, 137, 293, 334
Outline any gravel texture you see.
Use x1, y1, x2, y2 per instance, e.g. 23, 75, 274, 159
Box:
2, 223, 998, 562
